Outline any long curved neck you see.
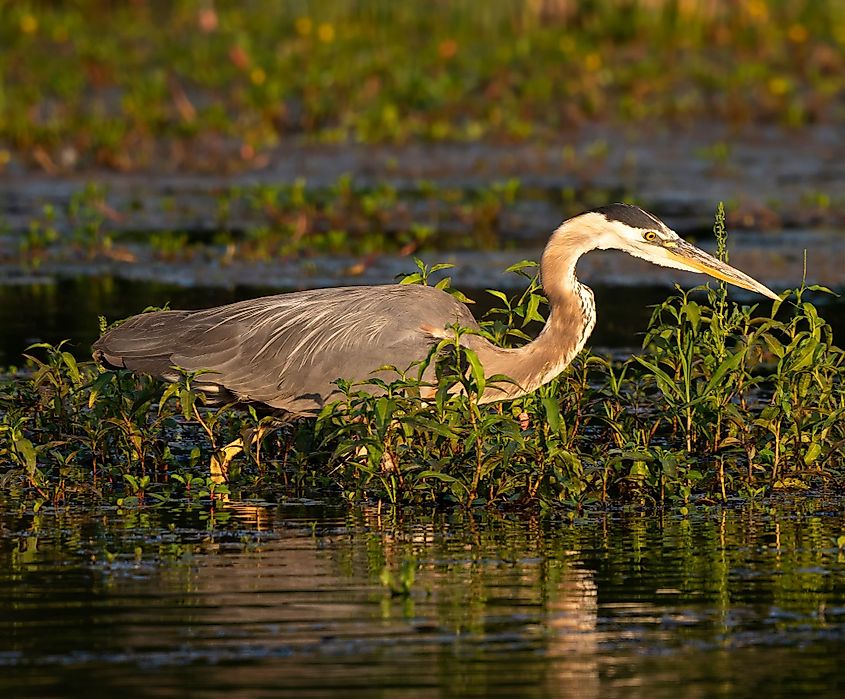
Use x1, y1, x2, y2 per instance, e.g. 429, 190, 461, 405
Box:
467, 219, 601, 402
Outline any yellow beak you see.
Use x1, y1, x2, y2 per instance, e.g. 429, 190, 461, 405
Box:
664, 240, 780, 301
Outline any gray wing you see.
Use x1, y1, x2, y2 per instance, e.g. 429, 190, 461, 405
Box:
92, 284, 479, 415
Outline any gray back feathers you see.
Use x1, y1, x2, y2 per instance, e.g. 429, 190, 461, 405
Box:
93, 284, 478, 415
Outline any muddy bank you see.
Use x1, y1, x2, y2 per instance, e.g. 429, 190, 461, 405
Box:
1, 124, 843, 239
0, 228, 839, 294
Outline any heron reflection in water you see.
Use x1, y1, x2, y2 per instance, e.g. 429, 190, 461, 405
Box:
93, 204, 778, 478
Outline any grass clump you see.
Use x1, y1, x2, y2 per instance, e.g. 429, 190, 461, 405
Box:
10, 175, 528, 266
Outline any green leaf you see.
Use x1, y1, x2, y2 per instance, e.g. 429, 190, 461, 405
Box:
405, 417, 458, 438
541, 396, 561, 433
787, 338, 818, 372
24, 342, 56, 352
803, 442, 822, 466
446, 288, 474, 304
418, 470, 459, 483
660, 453, 678, 478
375, 396, 393, 429
486, 289, 510, 305
87, 371, 115, 409
505, 260, 538, 274
506, 328, 533, 342
61, 352, 82, 384
682, 301, 701, 332
463, 348, 486, 396
634, 357, 683, 400
806, 284, 835, 295
429, 263, 455, 273
703, 351, 744, 395
14, 437, 37, 472
620, 450, 653, 461
761, 333, 785, 359
629, 461, 650, 479
179, 388, 196, 420
522, 292, 544, 326
159, 382, 182, 413
774, 477, 810, 490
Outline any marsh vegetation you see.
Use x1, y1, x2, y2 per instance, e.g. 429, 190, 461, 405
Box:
3, 1, 845, 172
3, 3, 845, 694
2, 210, 843, 512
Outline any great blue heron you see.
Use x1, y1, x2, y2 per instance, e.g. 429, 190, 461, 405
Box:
94, 204, 777, 420
94, 204, 778, 480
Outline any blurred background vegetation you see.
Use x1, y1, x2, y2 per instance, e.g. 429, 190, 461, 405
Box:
1, 0, 843, 173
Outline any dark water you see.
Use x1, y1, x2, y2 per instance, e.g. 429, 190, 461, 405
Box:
3, 276, 845, 366
0, 277, 283, 366
0, 277, 668, 365
2, 498, 845, 698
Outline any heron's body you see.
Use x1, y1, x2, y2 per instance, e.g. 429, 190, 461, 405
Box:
93, 279, 594, 414
93, 204, 777, 417
96, 284, 478, 413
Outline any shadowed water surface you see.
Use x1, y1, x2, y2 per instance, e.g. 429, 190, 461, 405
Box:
2, 498, 845, 698
2, 276, 844, 366
0, 278, 663, 364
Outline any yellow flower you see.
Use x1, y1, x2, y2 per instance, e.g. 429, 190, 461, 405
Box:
787, 24, 808, 43
250, 68, 266, 86
768, 76, 790, 96
747, 0, 768, 21
584, 53, 601, 71
295, 16, 312, 36
20, 14, 38, 34
317, 23, 335, 43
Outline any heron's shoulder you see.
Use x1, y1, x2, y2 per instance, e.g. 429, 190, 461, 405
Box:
273, 283, 465, 308
193, 284, 475, 331
337, 284, 473, 319
333, 284, 478, 328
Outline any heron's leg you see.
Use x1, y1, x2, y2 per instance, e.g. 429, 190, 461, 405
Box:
352, 430, 401, 481
209, 422, 278, 483
249, 422, 275, 470
381, 450, 399, 477
209, 437, 244, 484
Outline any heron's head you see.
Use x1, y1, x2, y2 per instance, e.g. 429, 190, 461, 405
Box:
558, 203, 779, 301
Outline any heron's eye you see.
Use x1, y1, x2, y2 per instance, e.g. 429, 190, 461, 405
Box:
643, 230, 658, 242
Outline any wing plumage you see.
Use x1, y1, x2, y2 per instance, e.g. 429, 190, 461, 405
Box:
93, 284, 478, 415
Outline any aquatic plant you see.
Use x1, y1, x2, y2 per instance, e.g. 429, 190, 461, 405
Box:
2, 207, 844, 510
0, 281, 841, 510
9, 176, 533, 265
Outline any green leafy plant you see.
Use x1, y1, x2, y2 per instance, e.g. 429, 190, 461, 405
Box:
2, 208, 845, 510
